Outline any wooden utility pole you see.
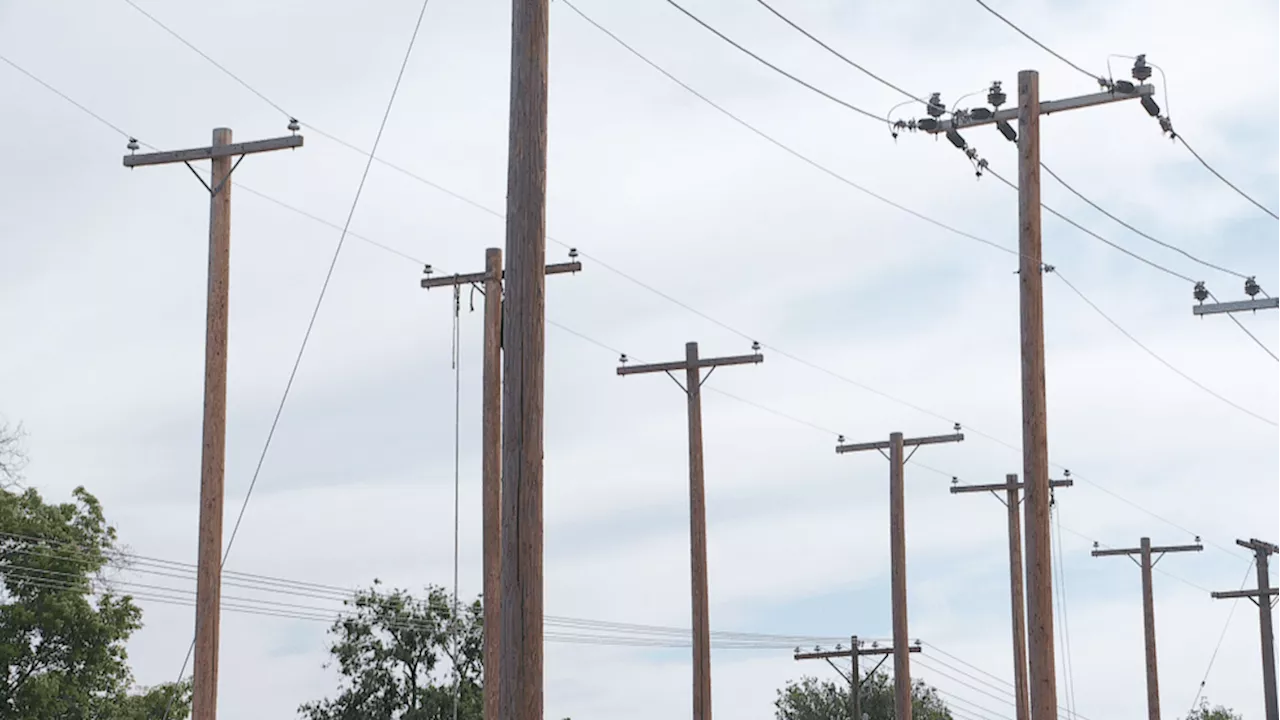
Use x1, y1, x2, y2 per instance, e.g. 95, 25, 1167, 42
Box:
794, 638, 923, 720
1092, 537, 1203, 720
122, 125, 303, 720
419, 250, 581, 720
836, 429, 964, 720
949, 473, 1073, 720
498, 0, 551, 716
922, 65, 1154, 720
1211, 538, 1279, 720
616, 342, 764, 720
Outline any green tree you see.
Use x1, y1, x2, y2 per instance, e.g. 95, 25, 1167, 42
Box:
775, 671, 953, 720
0, 483, 190, 719
300, 581, 484, 720
1184, 697, 1242, 720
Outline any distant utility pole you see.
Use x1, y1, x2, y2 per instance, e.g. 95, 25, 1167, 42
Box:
419, 249, 580, 720
794, 637, 923, 720
1092, 536, 1203, 720
836, 429, 964, 720
1211, 538, 1279, 720
498, 0, 551, 717
122, 124, 303, 720
616, 342, 764, 720
1193, 280, 1279, 316
920, 65, 1155, 720
949, 472, 1073, 720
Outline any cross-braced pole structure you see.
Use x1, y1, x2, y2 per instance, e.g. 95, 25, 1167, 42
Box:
1092, 537, 1204, 720
1211, 538, 1279, 720
836, 428, 964, 720
419, 248, 580, 720
122, 123, 303, 720
616, 341, 763, 720
917, 65, 1156, 720
949, 472, 1073, 720
793, 637, 923, 720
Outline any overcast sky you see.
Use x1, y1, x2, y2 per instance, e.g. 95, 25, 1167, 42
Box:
1, 0, 1277, 718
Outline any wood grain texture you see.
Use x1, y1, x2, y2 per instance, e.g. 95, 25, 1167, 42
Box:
483, 248, 503, 720
1140, 538, 1161, 720
1256, 549, 1278, 720
685, 342, 713, 720
192, 127, 233, 720
1006, 475, 1030, 720
498, 0, 550, 718
1017, 69, 1058, 720
889, 432, 911, 720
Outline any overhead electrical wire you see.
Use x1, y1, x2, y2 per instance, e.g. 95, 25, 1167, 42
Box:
1039, 163, 1253, 281
1186, 559, 1257, 713
748, 0, 930, 105
966, 0, 1279, 220
1051, 270, 1276, 426
6, 8, 1255, 558
658, 0, 886, 122
1051, 505, 1079, 719
732, 0, 1272, 352
1176, 136, 1280, 220
965, 0, 1103, 85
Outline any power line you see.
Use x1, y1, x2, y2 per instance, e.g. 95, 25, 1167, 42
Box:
965, 0, 1103, 86
657, 0, 887, 122
1039, 163, 1252, 281
1052, 270, 1276, 427
1186, 559, 1257, 713
965, 0, 1278, 221
6, 11, 1255, 564
652, 0, 1238, 292
1177, 136, 1279, 221
0, 54, 136, 139
558, 0, 1012, 260
119, 0, 293, 119
983, 167, 1198, 285
410, 3, 1276, 558
1051, 505, 1079, 719
0, 561, 870, 649
748, 0, 929, 105
0, 530, 881, 645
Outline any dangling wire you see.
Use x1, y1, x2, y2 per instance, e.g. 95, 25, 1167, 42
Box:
450, 284, 462, 720
1051, 500, 1079, 719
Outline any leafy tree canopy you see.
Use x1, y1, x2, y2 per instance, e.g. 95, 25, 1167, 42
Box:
300, 582, 483, 720
0, 483, 190, 719
776, 671, 953, 720
1184, 697, 1242, 720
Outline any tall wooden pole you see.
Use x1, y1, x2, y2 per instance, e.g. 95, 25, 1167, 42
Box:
949, 474, 1072, 720
192, 127, 233, 720
888, 432, 911, 720
498, 0, 551, 716
1005, 475, 1030, 720
851, 635, 862, 720
1095, 538, 1201, 719
617, 344, 763, 719
482, 248, 503, 720
1139, 538, 1161, 720
1215, 539, 1280, 720
684, 341, 713, 720
1257, 547, 1278, 720
836, 430, 963, 719
1017, 68, 1056, 720
121, 127, 302, 720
